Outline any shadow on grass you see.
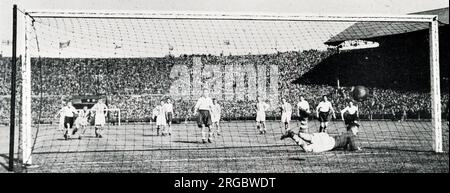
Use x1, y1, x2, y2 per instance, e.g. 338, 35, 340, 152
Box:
362, 147, 441, 153
143, 134, 159, 137
0, 153, 16, 172
173, 140, 204, 144
78, 136, 98, 139
288, 157, 306, 161
56, 138, 80, 141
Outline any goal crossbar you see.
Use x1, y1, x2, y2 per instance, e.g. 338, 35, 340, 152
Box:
25, 10, 437, 22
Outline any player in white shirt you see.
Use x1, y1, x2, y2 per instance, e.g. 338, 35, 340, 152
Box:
211, 98, 222, 136
54, 101, 66, 132
153, 100, 167, 136
315, 95, 336, 133
281, 98, 293, 132
340, 100, 359, 128
256, 97, 270, 134
74, 106, 90, 139
60, 101, 78, 140
193, 89, 214, 143
164, 98, 174, 135
297, 96, 311, 133
151, 105, 158, 134
91, 99, 108, 138
281, 122, 361, 152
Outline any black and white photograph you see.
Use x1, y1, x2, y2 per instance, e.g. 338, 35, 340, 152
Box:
0, 0, 448, 179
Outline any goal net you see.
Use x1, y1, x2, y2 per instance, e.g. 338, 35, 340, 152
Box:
5, 9, 448, 172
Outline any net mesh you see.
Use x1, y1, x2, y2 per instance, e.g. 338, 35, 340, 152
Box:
1, 13, 448, 172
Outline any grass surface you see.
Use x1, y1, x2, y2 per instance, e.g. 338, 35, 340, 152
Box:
4, 120, 450, 173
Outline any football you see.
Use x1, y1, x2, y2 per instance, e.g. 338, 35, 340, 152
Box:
352, 86, 368, 101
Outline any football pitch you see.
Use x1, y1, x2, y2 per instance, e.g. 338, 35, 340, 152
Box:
10, 120, 450, 173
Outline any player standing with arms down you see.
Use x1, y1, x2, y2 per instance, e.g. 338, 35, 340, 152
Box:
211, 98, 222, 136
164, 98, 174, 135
297, 96, 310, 133
152, 105, 159, 126
340, 100, 359, 128
91, 99, 108, 138
316, 95, 336, 133
194, 89, 214, 143
281, 98, 293, 132
153, 100, 167, 136
256, 97, 270, 134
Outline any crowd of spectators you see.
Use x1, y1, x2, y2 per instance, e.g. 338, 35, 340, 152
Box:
0, 50, 448, 124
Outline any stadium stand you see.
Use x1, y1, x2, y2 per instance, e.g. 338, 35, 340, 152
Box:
1, 48, 448, 125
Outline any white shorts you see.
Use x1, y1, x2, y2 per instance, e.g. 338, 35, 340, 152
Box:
95, 114, 106, 126
256, 111, 266, 122
75, 117, 88, 127
156, 115, 167, 126
281, 113, 292, 123
211, 113, 221, 123
59, 116, 65, 130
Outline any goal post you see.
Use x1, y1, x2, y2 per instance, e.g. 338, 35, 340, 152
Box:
11, 5, 446, 172
429, 18, 442, 153
20, 10, 33, 166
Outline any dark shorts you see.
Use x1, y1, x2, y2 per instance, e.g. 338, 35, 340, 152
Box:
333, 134, 358, 151
64, 117, 75, 129
197, 110, 212, 128
344, 113, 358, 125
290, 120, 308, 134
318, 112, 330, 122
298, 110, 309, 121
166, 112, 173, 124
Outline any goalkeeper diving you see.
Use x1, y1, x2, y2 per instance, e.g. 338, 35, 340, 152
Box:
280, 122, 362, 152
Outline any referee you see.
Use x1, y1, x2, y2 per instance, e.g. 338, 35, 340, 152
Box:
194, 89, 214, 143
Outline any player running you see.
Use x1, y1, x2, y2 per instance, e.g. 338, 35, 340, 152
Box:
281, 98, 293, 132
316, 95, 336, 133
61, 101, 78, 140
256, 97, 270, 134
281, 122, 362, 152
194, 89, 214, 143
91, 99, 108, 138
211, 98, 222, 136
340, 100, 359, 128
164, 98, 174, 135
296, 96, 310, 133
74, 106, 90, 139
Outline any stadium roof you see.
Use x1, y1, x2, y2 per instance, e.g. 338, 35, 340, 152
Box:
325, 7, 449, 46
